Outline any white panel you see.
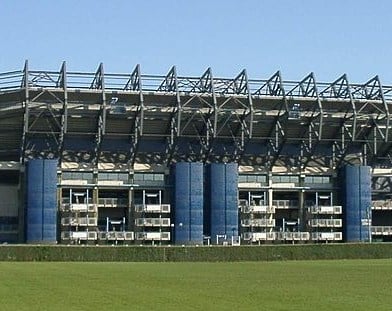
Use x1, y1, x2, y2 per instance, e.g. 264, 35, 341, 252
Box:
97, 180, 124, 186
71, 232, 88, 239
272, 183, 296, 188
238, 182, 262, 189
61, 180, 88, 185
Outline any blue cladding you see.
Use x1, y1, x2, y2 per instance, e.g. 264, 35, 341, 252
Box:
359, 166, 371, 241
26, 160, 44, 242
209, 163, 238, 242
42, 160, 57, 241
343, 165, 371, 242
26, 159, 58, 243
174, 162, 203, 245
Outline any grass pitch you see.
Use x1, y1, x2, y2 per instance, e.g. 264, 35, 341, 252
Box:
0, 260, 391, 310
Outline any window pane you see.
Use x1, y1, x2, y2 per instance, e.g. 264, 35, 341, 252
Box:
313, 176, 322, 183
133, 174, 144, 181
238, 175, 247, 182
280, 176, 290, 183
247, 175, 257, 182
154, 174, 164, 181
143, 174, 153, 181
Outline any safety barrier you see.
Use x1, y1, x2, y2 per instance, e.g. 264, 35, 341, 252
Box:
135, 218, 171, 227
371, 226, 392, 235
135, 204, 171, 213
135, 232, 170, 241
372, 200, 392, 210
310, 219, 342, 227
311, 232, 342, 241
309, 206, 342, 214
241, 219, 275, 227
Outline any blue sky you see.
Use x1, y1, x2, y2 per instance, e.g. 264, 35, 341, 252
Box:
1, 0, 391, 83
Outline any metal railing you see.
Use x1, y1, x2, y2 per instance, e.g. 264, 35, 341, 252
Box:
272, 200, 299, 209
2, 65, 392, 101
309, 206, 342, 214
135, 231, 170, 241
310, 219, 342, 227
241, 219, 275, 227
134, 204, 171, 213
311, 232, 342, 241
135, 218, 171, 227
240, 205, 275, 214
371, 226, 392, 235
97, 198, 128, 207
372, 200, 392, 210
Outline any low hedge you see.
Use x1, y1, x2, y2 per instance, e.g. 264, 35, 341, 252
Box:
0, 243, 392, 262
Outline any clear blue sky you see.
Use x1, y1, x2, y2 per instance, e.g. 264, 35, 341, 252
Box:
1, 0, 392, 83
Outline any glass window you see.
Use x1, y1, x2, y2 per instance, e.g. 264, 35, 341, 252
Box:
153, 174, 164, 181
133, 173, 144, 181
247, 175, 257, 182
280, 176, 290, 183
98, 173, 107, 180
238, 175, 247, 182
313, 176, 322, 184
143, 174, 154, 181
119, 173, 128, 182
62, 172, 72, 180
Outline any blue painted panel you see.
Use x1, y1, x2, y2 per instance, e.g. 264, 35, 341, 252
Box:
343, 165, 371, 242
209, 163, 238, 241
43, 209, 56, 224
26, 160, 44, 242
359, 166, 371, 241
27, 208, 42, 224
174, 162, 204, 245
210, 163, 226, 240
189, 225, 203, 242
190, 210, 203, 226
42, 225, 57, 241
344, 166, 360, 241
26, 225, 43, 242
174, 163, 190, 244
26, 159, 58, 243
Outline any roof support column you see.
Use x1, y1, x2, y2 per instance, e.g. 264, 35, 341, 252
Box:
20, 60, 29, 163
58, 61, 68, 162
128, 64, 144, 168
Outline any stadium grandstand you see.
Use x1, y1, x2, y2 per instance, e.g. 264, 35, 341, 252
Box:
0, 60, 391, 245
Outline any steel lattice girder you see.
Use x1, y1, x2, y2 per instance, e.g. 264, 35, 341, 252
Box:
0, 62, 391, 168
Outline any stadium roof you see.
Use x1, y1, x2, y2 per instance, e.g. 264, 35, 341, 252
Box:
0, 61, 391, 170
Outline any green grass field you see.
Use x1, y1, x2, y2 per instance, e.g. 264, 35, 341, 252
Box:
0, 260, 391, 310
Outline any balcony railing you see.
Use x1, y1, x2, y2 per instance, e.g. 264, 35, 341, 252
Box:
311, 232, 342, 241
372, 200, 392, 210
371, 226, 392, 235
309, 206, 342, 214
241, 219, 275, 227
135, 218, 171, 227
310, 219, 342, 227
134, 204, 171, 213
272, 200, 299, 209
135, 231, 170, 241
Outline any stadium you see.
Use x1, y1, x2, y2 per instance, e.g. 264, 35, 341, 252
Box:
0, 60, 391, 246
